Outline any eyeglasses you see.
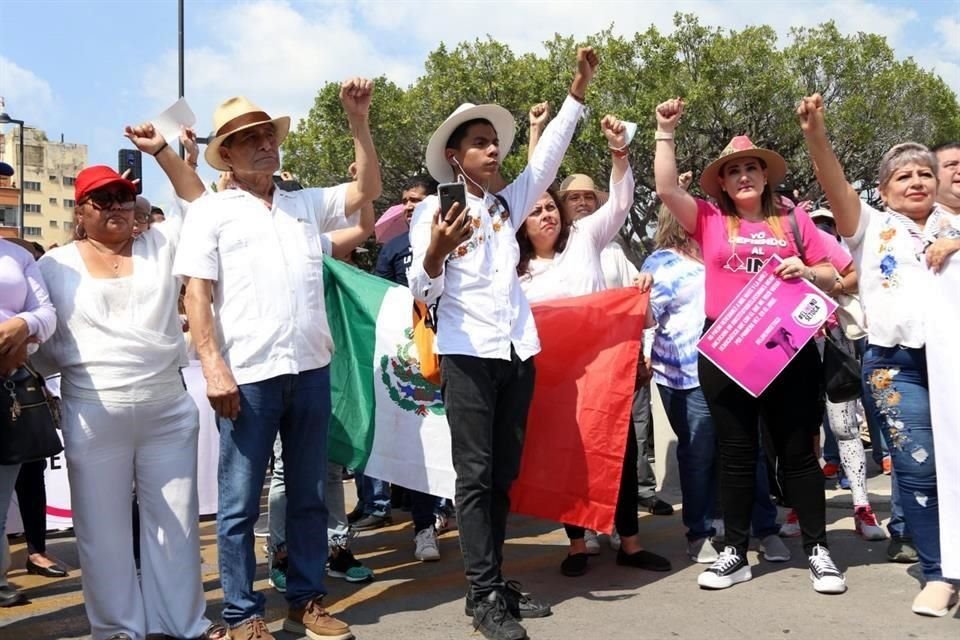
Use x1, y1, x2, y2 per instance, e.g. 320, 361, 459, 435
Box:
81, 190, 136, 211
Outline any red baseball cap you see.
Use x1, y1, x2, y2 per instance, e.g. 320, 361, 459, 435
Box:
75, 165, 137, 202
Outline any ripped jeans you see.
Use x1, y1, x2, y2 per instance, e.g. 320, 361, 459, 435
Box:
861, 345, 942, 582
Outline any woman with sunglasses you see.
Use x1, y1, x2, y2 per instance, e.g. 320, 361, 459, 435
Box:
35, 123, 219, 640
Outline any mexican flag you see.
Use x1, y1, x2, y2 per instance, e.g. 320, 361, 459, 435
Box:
323, 257, 456, 499
323, 257, 648, 532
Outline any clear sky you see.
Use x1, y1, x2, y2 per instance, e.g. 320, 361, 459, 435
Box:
1, 0, 957, 210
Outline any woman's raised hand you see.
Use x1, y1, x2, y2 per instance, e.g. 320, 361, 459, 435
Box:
797, 94, 826, 137
655, 98, 684, 133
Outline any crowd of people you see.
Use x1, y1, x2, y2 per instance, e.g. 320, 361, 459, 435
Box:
1, 45, 958, 640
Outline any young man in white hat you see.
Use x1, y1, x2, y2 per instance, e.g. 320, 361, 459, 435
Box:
174, 79, 380, 640
407, 47, 598, 640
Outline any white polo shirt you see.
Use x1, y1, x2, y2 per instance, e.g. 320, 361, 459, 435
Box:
408, 95, 585, 361
173, 184, 349, 385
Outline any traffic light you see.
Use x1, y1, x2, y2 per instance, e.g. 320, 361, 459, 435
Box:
117, 149, 143, 194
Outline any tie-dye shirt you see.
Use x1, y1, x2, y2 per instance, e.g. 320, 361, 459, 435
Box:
641, 249, 705, 390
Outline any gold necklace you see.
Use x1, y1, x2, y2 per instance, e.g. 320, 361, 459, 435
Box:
85, 238, 133, 277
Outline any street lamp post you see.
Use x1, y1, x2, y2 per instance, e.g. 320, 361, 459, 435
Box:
0, 100, 26, 239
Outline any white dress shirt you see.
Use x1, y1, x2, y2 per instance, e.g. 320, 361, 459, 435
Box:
520, 166, 634, 303
172, 184, 349, 385
408, 95, 585, 361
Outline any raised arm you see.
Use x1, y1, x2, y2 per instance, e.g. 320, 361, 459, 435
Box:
340, 78, 382, 215
653, 98, 697, 233
527, 102, 550, 162
325, 202, 375, 260
502, 47, 598, 225
582, 115, 635, 248
125, 123, 205, 202
797, 94, 861, 239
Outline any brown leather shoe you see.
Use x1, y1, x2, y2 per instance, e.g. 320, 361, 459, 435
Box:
282, 597, 353, 640
226, 618, 274, 640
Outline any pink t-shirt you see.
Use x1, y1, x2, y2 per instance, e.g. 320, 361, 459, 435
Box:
816, 228, 852, 272
692, 198, 833, 320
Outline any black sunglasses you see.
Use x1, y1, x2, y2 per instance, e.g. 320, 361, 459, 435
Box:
82, 189, 136, 211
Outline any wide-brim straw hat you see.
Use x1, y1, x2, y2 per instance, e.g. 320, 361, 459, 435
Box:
810, 208, 835, 221
425, 103, 515, 184
699, 135, 786, 203
558, 173, 609, 206
204, 96, 291, 171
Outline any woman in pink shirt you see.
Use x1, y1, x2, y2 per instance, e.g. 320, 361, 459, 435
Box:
653, 98, 846, 595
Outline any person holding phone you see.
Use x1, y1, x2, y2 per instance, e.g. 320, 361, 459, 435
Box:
408, 47, 598, 640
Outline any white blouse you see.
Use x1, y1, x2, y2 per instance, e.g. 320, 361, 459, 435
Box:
36, 217, 188, 403
520, 168, 634, 304
846, 200, 932, 348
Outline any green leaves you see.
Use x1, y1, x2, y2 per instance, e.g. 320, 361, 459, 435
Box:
282, 13, 960, 268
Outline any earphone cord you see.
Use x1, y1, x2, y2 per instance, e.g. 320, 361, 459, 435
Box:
452, 157, 488, 198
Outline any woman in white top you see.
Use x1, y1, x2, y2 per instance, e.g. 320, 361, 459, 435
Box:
35, 125, 222, 640
516, 115, 670, 577
799, 93, 960, 617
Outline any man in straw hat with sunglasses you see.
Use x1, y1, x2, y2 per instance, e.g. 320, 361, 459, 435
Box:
407, 47, 598, 640
173, 79, 380, 640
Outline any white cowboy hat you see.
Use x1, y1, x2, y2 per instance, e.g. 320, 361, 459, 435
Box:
204, 96, 291, 171
810, 208, 835, 221
425, 103, 516, 184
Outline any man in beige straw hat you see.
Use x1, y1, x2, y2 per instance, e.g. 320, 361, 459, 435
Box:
408, 47, 598, 640
174, 78, 380, 640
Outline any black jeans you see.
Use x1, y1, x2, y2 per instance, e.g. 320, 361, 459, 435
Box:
441, 349, 536, 599
698, 342, 827, 556
565, 420, 640, 540
15, 460, 47, 555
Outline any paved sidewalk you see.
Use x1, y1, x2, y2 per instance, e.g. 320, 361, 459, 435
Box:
2, 472, 957, 639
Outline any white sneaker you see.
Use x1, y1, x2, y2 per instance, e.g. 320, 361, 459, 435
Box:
759, 534, 791, 562
687, 537, 720, 564
808, 545, 846, 594
414, 527, 440, 562
583, 530, 601, 555
608, 530, 621, 551
698, 546, 752, 590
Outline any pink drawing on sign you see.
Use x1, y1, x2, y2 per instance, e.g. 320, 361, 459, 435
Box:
764, 327, 799, 357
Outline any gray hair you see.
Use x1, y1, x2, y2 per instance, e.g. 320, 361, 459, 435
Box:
878, 142, 938, 189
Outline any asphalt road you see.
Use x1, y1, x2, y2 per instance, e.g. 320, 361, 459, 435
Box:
2, 472, 957, 640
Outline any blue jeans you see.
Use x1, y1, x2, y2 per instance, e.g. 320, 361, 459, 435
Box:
354, 471, 391, 517
862, 346, 940, 581
410, 490, 447, 533
217, 368, 331, 626
658, 385, 779, 541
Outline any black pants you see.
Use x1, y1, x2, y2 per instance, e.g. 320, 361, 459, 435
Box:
15, 460, 47, 555
565, 420, 640, 540
698, 342, 826, 556
441, 349, 536, 599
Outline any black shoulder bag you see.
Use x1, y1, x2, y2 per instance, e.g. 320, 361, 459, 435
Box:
0, 364, 63, 465
787, 208, 862, 403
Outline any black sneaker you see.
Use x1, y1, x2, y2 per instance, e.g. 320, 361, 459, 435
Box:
353, 513, 392, 531
697, 545, 752, 590
887, 537, 919, 563
472, 591, 528, 640
560, 552, 589, 577
465, 581, 552, 619
346, 505, 364, 525
639, 496, 675, 516
327, 548, 374, 583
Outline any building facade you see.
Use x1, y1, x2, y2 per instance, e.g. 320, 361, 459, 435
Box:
0, 128, 87, 247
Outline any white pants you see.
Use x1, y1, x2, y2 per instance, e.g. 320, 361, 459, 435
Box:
62, 392, 210, 640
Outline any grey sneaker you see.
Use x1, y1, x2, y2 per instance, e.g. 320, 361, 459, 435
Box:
687, 537, 719, 564
414, 527, 440, 562
759, 534, 791, 562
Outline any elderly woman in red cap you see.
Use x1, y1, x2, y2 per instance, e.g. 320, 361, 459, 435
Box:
35, 126, 221, 640
653, 98, 846, 595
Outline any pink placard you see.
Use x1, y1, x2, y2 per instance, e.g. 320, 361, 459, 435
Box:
697, 255, 837, 397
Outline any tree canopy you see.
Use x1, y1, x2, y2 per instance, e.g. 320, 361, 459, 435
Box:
283, 13, 960, 267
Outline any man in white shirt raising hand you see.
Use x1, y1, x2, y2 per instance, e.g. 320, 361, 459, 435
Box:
408, 47, 598, 640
